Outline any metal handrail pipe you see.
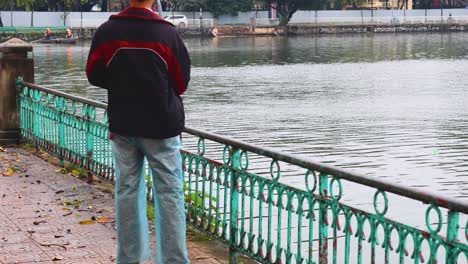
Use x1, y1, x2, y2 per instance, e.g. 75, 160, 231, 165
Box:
20, 81, 108, 109
19, 81, 468, 214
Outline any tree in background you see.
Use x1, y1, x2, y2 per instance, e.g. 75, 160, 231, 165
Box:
175, 0, 203, 11
0, 0, 46, 10
207, 0, 253, 17
0, 0, 104, 11
259, 0, 315, 26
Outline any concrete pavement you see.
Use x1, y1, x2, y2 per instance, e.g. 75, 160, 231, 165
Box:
0, 146, 235, 264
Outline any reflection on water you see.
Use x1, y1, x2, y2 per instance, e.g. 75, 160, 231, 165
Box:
66, 46, 73, 67
33, 33, 468, 199
188, 33, 468, 66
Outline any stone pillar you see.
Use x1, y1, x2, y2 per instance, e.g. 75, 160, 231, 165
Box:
0, 38, 34, 145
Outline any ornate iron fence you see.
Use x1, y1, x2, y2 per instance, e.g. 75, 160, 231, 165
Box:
16, 78, 468, 264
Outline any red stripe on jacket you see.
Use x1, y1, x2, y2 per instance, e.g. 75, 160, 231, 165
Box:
86, 41, 187, 95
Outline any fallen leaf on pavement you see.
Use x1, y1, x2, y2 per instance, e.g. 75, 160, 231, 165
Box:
33, 220, 47, 225
97, 216, 111, 223
79, 219, 96, 225
52, 255, 64, 261
62, 211, 73, 216
2, 169, 14, 176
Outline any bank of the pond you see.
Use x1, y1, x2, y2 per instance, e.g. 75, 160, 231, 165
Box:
1, 23, 467, 42
213, 23, 468, 36
0, 27, 213, 42
0, 30, 67, 42
73, 27, 214, 39
285, 23, 468, 34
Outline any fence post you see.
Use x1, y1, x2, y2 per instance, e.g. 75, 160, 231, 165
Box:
199, 8, 203, 31
249, 18, 256, 32
0, 38, 34, 145
318, 173, 329, 264
85, 105, 95, 183
229, 147, 241, 263
445, 210, 459, 264
361, 9, 364, 25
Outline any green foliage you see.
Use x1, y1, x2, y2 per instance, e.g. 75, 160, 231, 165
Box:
16, 0, 33, 10
59, 162, 89, 179
144, 178, 221, 232
21, 142, 37, 152
177, 0, 207, 11
184, 182, 221, 232
147, 203, 155, 221
206, 0, 253, 17
0, 0, 96, 11
64, 199, 83, 206
0, 0, 35, 10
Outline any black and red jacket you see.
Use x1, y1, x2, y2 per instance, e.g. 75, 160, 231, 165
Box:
86, 7, 190, 139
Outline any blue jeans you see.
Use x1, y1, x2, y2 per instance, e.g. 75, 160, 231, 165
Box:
111, 133, 190, 264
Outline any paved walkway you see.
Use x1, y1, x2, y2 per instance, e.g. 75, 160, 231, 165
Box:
0, 147, 237, 264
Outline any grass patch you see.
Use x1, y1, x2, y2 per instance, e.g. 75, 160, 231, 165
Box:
64, 199, 83, 206
147, 204, 155, 221
58, 163, 88, 179
21, 143, 36, 152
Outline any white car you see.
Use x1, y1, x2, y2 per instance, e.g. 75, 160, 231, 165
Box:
164, 15, 188, 28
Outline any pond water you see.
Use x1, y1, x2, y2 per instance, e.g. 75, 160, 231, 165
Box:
33, 33, 468, 200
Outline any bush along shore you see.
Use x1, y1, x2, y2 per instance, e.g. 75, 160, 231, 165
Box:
214, 23, 468, 36
285, 23, 468, 35
1, 23, 467, 42
0, 30, 67, 42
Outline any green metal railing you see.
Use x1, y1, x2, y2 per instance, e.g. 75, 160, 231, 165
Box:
16, 78, 468, 264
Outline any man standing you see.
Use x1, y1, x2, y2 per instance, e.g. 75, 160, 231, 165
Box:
86, 0, 191, 263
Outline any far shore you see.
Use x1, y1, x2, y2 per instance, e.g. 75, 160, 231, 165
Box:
1, 23, 467, 42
